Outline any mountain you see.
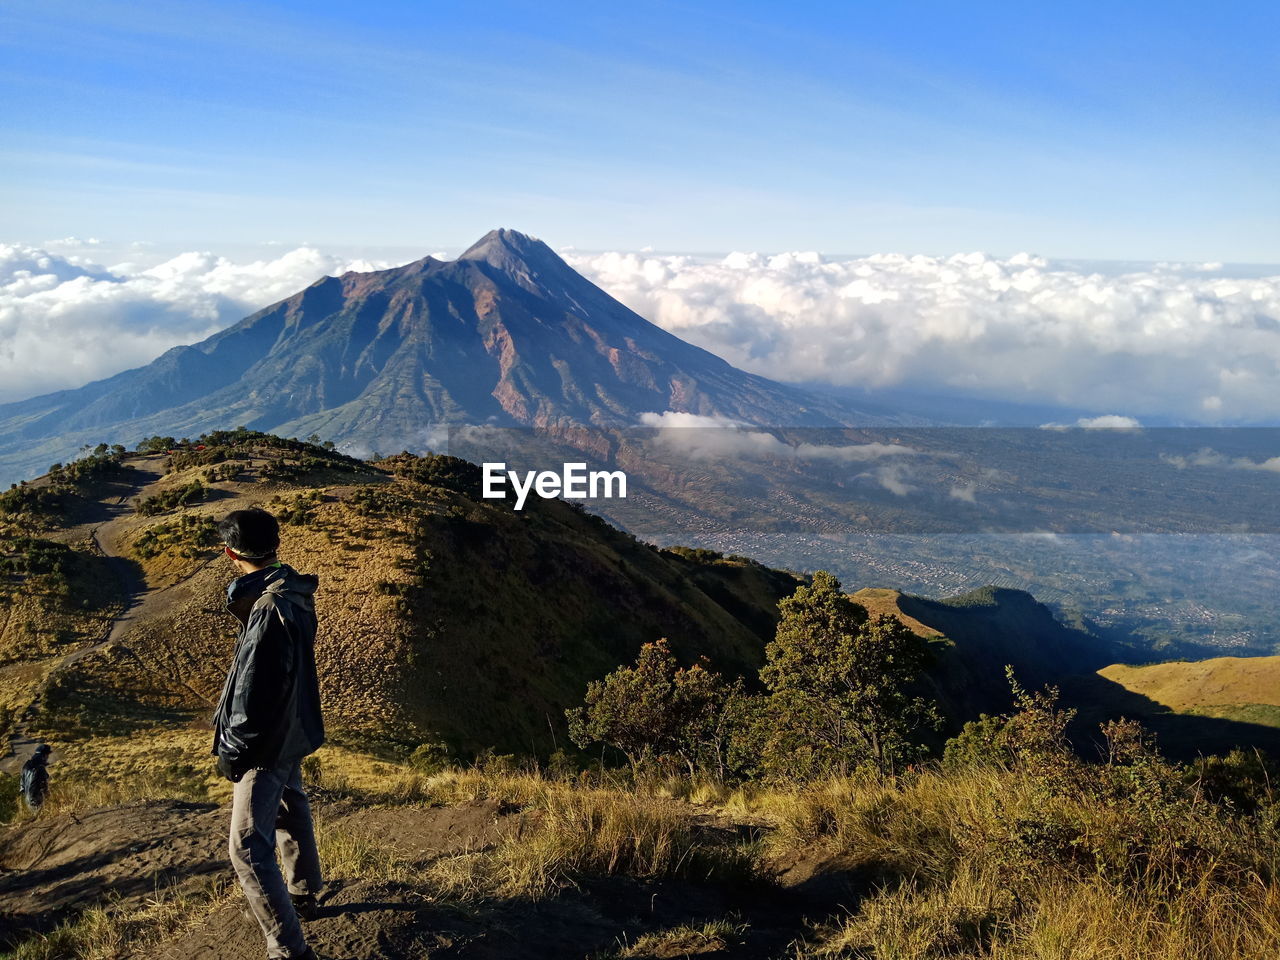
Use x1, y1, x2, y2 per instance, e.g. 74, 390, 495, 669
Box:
0, 229, 907, 485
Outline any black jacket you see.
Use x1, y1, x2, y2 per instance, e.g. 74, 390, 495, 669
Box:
20, 757, 48, 807
212, 563, 324, 777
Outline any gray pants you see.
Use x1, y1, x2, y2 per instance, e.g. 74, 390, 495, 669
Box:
228, 761, 323, 959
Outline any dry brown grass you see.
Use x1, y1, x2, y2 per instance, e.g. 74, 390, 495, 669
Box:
753, 764, 1280, 960
4, 875, 234, 960
11, 746, 1280, 960
606, 917, 749, 957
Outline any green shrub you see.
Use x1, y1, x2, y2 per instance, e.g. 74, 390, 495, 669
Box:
133, 515, 220, 559
943, 713, 1011, 769
269, 489, 323, 526
568, 639, 738, 778
0, 535, 75, 600
0, 771, 19, 824
408, 741, 453, 774
758, 571, 940, 778
135, 480, 206, 516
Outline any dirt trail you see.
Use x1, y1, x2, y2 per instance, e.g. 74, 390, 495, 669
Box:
0, 797, 522, 956
0, 796, 837, 960
1, 461, 168, 776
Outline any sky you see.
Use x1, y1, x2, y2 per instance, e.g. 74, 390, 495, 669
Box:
2, 0, 1278, 261
2, 1, 1279, 423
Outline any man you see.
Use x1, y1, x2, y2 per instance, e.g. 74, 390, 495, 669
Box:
20, 743, 51, 810
213, 507, 325, 960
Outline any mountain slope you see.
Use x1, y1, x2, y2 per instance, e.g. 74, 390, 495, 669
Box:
0, 433, 805, 763
1097, 656, 1280, 728
854, 587, 1280, 757
0, 229, 901, 484
851, 586, 1116, 727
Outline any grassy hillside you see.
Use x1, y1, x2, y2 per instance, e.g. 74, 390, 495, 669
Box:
851, 586, 1280, 758
1098, 656, 1280, 728
0, 431, 805, 771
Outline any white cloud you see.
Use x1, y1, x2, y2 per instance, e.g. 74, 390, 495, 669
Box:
567, 250, 1280, 423
1077, 415, 1142, 430
0, 244, 387, 402
1162, 448, 1280, 472
862, 462, 916, 496
638, 410, 917, 461
1040, 414, 1143, 430
42, 236, 104, 248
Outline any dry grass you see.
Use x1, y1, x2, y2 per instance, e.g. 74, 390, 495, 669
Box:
761, 763, 1280, 960
1099, 656, 1280, 717
314, 814, 415, 885
4, 876, 234, 960
797, 868, 1280, 960
16, 729, 447, 819
424, 773, 758, 901
11, 735, 1280, 960
607, 917, 749, 957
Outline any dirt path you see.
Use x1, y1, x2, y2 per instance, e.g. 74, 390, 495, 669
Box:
1, 462, 166, 776
0, 797, 523, 955
0, 796, 841, 960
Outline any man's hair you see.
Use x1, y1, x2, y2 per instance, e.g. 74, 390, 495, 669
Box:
218, 508, 280, 560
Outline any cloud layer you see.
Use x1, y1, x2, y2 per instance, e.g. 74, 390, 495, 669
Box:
0, 244, 385, 402
3, 241, 1278, 423
567, 250, 1280, 423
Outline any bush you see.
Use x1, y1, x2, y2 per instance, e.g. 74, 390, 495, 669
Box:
943, 713, 1011, 769
133, 515, 220, 560
0, 535, 75, 600
0, 483, 62, 519
408, 741, 453, 774
135, 480, 206, 516
136, 435, 177, 453
269, 489, 323, 526
568, 639, 738, 778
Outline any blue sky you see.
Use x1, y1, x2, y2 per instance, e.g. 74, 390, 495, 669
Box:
2, 0, 1277, 260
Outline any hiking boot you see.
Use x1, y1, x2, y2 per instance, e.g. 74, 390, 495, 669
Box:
294, 949, 318, 960
291, 893, 319, 921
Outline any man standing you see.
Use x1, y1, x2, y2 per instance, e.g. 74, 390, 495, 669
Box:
20, 743, 51, 810
213, 507, 325, 960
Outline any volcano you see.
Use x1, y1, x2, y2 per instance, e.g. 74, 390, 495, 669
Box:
0, 229, 903, 482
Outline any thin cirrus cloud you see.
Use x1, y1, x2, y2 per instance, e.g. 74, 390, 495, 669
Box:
2, 242, 1279, 425
567, 250, 1280, 423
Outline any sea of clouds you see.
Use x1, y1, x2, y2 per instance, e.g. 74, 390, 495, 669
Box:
0, 242, 386, 403
567, 250, 1280, 424
2, 240, 1277, 422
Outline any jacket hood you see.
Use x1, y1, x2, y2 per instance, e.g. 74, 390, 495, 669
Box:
226, 563, 318, 624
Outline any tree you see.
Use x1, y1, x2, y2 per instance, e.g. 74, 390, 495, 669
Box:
759, 571, 939, 777
568, 639, 736, 777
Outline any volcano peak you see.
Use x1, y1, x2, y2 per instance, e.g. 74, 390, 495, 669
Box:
457, 227, 548, 264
